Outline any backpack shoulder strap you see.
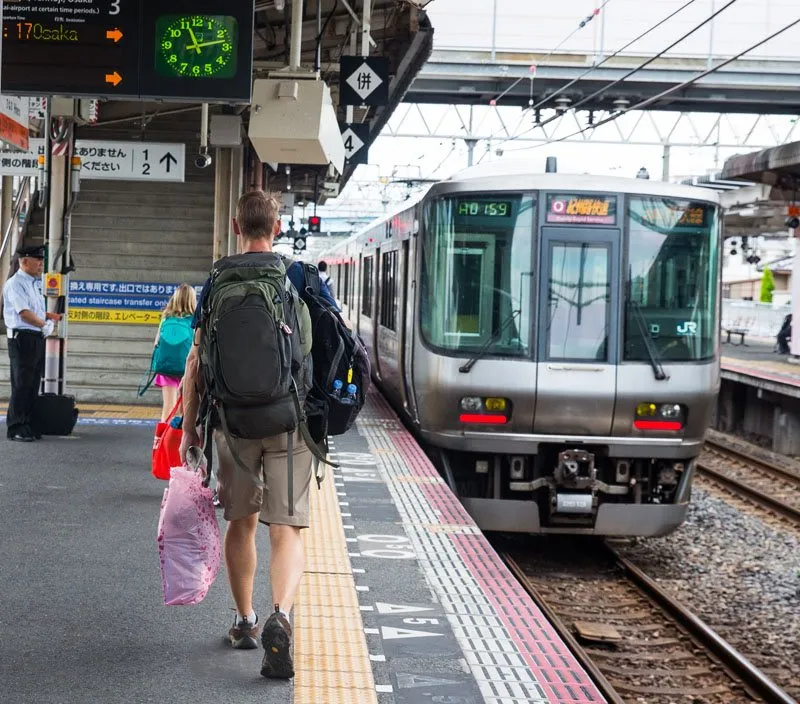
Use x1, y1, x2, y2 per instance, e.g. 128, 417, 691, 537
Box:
301, 263, 323, 297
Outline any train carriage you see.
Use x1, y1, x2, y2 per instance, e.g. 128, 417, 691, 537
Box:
323, 161, 721, 536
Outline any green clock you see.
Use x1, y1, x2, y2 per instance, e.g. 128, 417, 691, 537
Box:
155, 15, 238, 79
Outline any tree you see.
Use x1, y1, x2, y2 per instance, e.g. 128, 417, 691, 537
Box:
759, 267, 775, 303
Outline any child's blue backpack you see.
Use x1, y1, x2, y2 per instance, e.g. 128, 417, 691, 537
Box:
138, 316, 194, 396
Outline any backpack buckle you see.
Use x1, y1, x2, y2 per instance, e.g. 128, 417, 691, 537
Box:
281, 322, 293, 335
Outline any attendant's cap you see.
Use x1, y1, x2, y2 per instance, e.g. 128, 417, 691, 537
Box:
17, 245, 45, 259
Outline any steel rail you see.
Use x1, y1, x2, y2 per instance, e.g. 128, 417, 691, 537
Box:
696, 461, 800, 525
607, 544, 797, 704
501, 551, 626, 704
704, 438, 800, 486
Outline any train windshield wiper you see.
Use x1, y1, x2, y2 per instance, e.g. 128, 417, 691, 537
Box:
629, 301, 668, 381
459, 309, 521, 374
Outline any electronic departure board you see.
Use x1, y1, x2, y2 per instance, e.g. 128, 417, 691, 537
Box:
1, 0, 254, 103
546, 193, 617, 225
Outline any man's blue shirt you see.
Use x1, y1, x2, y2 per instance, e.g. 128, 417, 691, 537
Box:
192, 259, 338, 329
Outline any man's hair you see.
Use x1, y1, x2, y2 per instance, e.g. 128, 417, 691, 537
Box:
236, 190, 281, 239
317, 261, 328, 273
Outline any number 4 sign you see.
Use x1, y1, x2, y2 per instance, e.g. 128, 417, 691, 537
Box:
341, 123, 370, 166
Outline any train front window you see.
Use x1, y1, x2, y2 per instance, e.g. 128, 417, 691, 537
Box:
421, 194, 534, 355
546, 243, 610, 361
626, 197, 719, 362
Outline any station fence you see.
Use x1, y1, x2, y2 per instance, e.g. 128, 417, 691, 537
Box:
721, 299, 791, 339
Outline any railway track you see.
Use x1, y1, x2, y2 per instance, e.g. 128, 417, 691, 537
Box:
697, 436, 800, 530
499, 537, 796, 704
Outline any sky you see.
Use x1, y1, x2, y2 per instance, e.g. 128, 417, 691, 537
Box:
316, 0, 799, 225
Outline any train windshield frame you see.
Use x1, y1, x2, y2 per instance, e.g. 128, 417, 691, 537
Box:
420, 193, 536, 357
624, 197, 719, 362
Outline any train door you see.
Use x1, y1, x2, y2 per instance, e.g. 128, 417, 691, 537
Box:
534, 228, 620, 435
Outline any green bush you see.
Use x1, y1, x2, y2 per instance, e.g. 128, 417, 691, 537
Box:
759, 267, 775, 303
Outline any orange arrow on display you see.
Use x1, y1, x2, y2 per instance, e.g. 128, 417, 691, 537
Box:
106, 28, 123, 42
105, 72, 122, 87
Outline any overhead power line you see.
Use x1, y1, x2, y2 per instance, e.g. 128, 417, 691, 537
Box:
528, 0, 700, 114
523, 15, 800, 152
490, 0, 613, 106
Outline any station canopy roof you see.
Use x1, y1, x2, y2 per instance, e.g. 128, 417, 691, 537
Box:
83, 1, 433, 204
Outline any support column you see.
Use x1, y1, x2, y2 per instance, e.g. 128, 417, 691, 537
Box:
213, 148, 232, 262
1, 175, 14, 283
661, 144, 671, 182
228, 146, 244, 255
43, 122, 73, 396
465, 139, 478, 167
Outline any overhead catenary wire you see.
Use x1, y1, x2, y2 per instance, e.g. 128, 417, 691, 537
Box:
490, 0, 614, 106
518, 15, 800, 153
492, 0, 739, 152
527, 0, 700, 115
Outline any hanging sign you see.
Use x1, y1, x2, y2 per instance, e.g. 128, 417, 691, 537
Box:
339, 56, 389, 107
0, 95, 30, 151
341, 123, 370, 166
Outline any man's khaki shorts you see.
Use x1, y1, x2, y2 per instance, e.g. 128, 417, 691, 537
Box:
214, 430, 313, 527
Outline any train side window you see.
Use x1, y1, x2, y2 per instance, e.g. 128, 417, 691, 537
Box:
380, 250, 399, 331
362, 256, 374, 317
343, 263, 350, 306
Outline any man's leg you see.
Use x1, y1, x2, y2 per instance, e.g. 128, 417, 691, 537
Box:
225, 512, 259, 618
214, 430, 267, 649
268, 524, 305, 615
27, 337, 45, 436
6, 339, 22, 437
7, 336, 36, 439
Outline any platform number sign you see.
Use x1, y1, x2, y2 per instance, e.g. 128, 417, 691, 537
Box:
339, 56, 389, 107
341, 124, 370, 166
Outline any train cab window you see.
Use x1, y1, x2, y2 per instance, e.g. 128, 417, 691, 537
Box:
380, 250, 399, 331
421, 194, 534, 356
625, 198, 719, 361
546, 243, 610, 361
362, 256, 374, 317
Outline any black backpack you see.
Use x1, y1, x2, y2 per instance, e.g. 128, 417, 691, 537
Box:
294, 262, 370, 444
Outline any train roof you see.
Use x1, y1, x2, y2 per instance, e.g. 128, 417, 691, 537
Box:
445, 161, 721, 203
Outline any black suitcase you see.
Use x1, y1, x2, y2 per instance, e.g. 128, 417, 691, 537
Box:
33, 394, 80, 436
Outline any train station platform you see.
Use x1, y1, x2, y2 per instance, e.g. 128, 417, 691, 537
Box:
0, 389, 605, 704
721, 338, 800, 399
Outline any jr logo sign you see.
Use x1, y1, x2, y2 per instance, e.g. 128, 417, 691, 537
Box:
677, 321, 698, 336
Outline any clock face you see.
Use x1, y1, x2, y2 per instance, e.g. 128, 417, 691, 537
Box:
155, 15, 238, 79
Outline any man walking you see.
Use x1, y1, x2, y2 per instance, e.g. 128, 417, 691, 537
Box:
180, 191, 315, 680
2, 246, 60, 442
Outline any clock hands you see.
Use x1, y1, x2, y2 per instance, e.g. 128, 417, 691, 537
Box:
185, 39, 227, 50
186, 27, 202, 54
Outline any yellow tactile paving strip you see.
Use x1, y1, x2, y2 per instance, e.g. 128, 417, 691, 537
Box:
0, 403, 162, 420
294, 470, 378, 704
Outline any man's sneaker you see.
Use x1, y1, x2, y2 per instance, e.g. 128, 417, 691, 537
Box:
227, 614, 260, 650
260, 606, 294, 679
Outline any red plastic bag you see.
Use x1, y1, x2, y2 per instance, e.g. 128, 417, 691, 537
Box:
156, 456, 221, 606
152, 396, 182, 481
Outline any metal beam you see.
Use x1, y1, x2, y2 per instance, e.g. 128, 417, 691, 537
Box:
407, 49, 800, 114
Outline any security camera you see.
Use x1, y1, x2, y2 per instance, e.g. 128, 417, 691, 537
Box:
195, 151, 212, 169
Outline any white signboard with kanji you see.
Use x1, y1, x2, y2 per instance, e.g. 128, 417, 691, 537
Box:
0, 139, 185, 182
0, 95, 30, 151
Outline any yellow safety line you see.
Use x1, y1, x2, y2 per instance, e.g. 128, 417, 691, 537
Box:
294, 473, 378, 704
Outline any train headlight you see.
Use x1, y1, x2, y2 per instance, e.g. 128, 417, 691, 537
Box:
634, 402, 684, 430
659, 403, 682, 419
460, 397, 483, 411
636, 403, 657, 417
484, 397, 507, 412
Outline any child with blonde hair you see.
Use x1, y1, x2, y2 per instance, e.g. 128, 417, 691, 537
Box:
152, 284, 197, 420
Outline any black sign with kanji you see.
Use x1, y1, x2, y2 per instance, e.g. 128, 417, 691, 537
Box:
340, 123, 370, 166
339, 56, 389, 107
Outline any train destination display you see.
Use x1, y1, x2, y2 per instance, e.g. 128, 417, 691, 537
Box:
546, 193, 617, 225
1, 0, 254, 102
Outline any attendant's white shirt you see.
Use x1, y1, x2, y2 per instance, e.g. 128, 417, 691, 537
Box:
2, 270, 44, 333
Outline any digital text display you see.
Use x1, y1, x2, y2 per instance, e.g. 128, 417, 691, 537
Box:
546, 194, 617, 225
456, 200, 513, 218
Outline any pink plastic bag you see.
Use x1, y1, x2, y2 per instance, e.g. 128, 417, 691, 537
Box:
156, 463, 221, 605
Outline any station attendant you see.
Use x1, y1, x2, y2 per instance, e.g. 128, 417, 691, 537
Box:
2, 246, 60, 442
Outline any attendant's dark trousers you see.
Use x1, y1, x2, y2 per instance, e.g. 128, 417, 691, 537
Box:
6, 331, 45, 437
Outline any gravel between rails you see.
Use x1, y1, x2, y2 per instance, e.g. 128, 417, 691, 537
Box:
614, 487, 800, 701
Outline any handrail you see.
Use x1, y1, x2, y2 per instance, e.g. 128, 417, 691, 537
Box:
0, 177, 35, 263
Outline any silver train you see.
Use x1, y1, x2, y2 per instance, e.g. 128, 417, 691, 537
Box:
322, 162, 721, 536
